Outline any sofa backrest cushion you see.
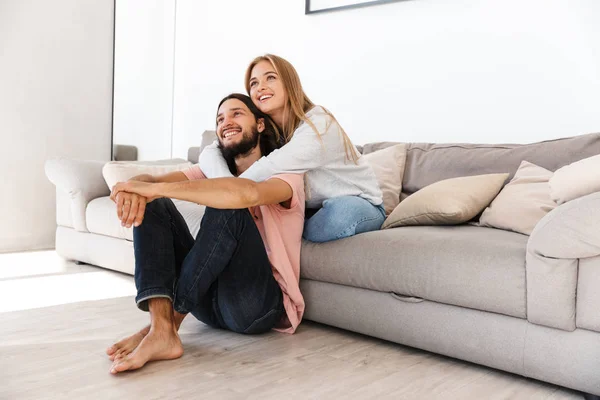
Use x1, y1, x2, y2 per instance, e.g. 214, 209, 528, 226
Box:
362, 133, 600, 194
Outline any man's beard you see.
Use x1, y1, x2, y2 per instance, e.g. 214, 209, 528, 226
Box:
218, 127, 260, 166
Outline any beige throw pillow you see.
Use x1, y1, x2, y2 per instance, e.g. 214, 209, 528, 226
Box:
102, 159, 192, 190
479, 161, 556, 235
382, 173, 508, 229
362, 144, 407, 215
549, 154, 600, 204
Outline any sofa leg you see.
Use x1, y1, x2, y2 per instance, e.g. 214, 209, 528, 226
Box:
75, 261, 86, 266
584, 393, 600, 400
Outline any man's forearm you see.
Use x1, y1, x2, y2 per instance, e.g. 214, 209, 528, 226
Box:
156, 178, 259, 209
131, 174, 156, 183
131, 171, 188, 184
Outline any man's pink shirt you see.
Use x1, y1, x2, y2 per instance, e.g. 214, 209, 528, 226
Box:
182, 165, 305, 334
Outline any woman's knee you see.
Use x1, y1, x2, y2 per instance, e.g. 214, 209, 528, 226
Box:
303, 196, 384, 242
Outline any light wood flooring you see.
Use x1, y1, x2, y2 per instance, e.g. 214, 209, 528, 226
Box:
0, 252, 584, 399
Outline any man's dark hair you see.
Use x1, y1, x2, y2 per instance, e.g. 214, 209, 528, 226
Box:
216, 93, 281, 175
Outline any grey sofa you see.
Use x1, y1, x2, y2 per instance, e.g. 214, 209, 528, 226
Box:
45, 132, 600, 397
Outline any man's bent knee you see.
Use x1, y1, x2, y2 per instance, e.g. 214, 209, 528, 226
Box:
147, 197, 173, 210
143, 198, 176, 217
202, 207, 251, 223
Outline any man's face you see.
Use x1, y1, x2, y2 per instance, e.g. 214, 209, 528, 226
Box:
216, 99, 265, 157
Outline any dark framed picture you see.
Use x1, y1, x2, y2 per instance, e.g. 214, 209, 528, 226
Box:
305, 0, 406, 15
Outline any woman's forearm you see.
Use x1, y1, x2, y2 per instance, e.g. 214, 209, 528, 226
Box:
198, 142, 235, 178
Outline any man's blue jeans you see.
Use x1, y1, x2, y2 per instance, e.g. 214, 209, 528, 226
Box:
133, 198, 284, 334
303, 196, 386, 243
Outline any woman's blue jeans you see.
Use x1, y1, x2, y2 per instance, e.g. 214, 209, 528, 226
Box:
133, 198, 284, 334
303, 196, 386, 243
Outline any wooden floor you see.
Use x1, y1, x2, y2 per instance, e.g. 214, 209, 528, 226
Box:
0, 253, 584, 399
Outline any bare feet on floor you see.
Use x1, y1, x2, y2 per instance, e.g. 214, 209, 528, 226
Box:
106, 311, 187, 362
106, 325, 150, 361
110, 326, 183, 374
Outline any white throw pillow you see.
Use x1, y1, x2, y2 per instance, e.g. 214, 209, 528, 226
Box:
362, 144, 407, 215
102, 159, 192, 190
549, 154, 600, 204
479, 161, 556, 235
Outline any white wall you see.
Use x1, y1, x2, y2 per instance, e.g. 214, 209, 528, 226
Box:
112, 0, 176, 161
0, 0, 114, 253
171, 0, 600, 159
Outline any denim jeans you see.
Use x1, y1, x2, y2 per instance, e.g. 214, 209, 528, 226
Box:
133, 198, 284, 334
303, 196, 386, 243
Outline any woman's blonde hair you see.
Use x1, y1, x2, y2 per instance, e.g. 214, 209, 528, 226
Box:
244, 54, 359, 163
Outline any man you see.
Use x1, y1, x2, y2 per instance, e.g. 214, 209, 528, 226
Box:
106, 93, 305, 374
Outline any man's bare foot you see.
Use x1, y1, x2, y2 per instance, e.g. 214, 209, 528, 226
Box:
110, 327, 183, 374
106, 325, 150, 361
107, 312, 187, 361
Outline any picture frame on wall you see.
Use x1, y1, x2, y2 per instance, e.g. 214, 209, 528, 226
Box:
305, 0, 406, 15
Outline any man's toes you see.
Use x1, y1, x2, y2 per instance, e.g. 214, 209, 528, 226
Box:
110, 357, 141, 374
109, 348, 122, 361
112, 347, 130, 361
106, 345, 117, 356
110, 358, 129, 374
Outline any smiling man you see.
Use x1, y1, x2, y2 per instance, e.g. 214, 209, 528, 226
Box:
106, 93, 305, 374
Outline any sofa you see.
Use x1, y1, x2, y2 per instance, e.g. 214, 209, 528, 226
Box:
45, 132, 600, 397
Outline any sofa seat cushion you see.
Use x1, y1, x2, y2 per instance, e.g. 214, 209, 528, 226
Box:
301, 225, 528, 318
86, 197, 206, 241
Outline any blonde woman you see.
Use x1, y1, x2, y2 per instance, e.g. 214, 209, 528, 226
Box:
199, 54, 384, 243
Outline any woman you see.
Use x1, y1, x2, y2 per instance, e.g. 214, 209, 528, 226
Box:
199, 54, 384, 242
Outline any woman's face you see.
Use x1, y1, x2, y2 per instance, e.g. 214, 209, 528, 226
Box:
248, 60, 286, 117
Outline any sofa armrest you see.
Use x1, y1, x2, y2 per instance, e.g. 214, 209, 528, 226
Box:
530, 191, 600, 258
526, 192, 600, 331
45, 158, 110, 232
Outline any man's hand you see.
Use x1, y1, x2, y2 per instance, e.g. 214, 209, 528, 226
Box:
113, 181, 163, 203
114, 192, 148, 228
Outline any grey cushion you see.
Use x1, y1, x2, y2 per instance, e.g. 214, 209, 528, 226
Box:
301, 225, 529, 318
362, 133, 600, 194
112, 144, 138, 161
